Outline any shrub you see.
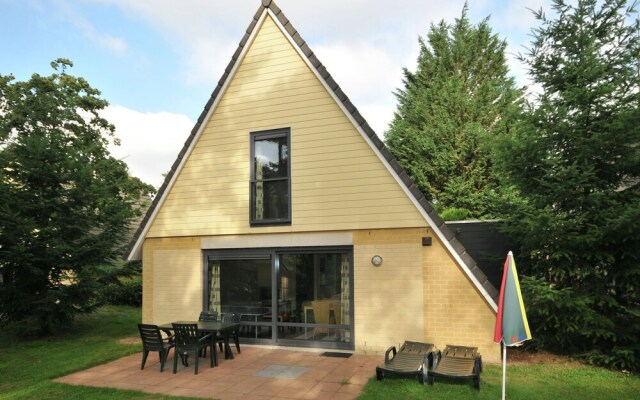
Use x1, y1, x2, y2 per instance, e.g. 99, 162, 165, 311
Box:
520, 276, 639, 371
100, 276, 142, 307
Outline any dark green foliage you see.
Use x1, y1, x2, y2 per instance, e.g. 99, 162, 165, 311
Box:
385, 5, 522, 218
520, 277, 617, 353
495, 0, 640, 370
439, 207, 471, 221
100, 277, 142, 307
0, 60, 154, 335
98, 261, 142, 307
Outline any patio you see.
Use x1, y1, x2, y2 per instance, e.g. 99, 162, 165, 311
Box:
55, 345, 379, 400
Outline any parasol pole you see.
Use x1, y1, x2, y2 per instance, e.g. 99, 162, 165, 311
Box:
502, 341, 507, 400
495, 251, 532, 400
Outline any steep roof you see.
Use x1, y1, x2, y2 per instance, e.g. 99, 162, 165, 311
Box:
126, 0, 499, 309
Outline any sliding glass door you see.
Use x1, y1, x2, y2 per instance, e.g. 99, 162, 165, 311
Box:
204, 247, 353, 350
276, 252, 351, 346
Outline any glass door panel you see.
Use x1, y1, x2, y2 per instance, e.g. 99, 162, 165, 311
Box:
205, 247, 353, 350
276, 252, 351, 346
208, 258, 272, 340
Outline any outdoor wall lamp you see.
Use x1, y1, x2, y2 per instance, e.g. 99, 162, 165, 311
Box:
371, 255, 383, 267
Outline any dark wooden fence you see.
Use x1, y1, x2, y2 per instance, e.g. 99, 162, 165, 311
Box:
445, 221, 512, 290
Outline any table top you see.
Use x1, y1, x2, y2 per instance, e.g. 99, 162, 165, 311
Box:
159, 320, 239, 332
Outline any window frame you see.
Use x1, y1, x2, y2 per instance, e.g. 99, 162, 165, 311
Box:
202, 246, 354, 351
249, 128, 292, 226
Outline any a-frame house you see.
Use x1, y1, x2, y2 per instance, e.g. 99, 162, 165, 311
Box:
128, 0, 500, 361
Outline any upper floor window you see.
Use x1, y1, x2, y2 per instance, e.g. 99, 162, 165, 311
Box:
250, 128, 291, 225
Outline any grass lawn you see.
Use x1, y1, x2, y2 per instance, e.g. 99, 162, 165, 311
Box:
0, 306, 638, 400
0, 306, 191, 400
359, 356, 640, 400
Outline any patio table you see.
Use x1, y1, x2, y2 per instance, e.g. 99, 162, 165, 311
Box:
159, 320, 240, 364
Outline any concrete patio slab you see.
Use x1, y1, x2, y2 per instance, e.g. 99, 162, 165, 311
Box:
256, 364, 309, 379
55, 345, 379, 400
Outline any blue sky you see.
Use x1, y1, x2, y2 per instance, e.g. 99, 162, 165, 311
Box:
1, 0, 549, 187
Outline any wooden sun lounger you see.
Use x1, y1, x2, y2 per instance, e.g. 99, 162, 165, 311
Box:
376, 341, 435, 384
427, 344, 483, 390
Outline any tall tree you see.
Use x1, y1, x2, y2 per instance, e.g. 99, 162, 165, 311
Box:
385, 5, 522, 219
0, 59, 154, 335
495, 0, 640, 370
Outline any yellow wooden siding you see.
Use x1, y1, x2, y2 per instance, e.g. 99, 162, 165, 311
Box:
147, 14, 425, 238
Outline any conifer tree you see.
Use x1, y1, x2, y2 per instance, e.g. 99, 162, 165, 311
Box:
495, 0, 640, 370
385, 6, 522, 219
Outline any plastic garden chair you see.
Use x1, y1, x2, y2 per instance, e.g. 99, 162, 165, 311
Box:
137, 323, 175, 372
172, 322, 215, 374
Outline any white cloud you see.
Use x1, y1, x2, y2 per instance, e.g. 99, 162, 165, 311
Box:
311, 41, 404, 135
500, 0, 551, 32
183, 37, 239, 86
91, 0, 256, 84
314, 42, 401, 100
92, 0, 468, 85
97, 34, 128, 55
54, 0, 128, 55
102, 105, 193, 188
359, 104, 397, 138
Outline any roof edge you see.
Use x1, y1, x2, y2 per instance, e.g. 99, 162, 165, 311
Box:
125, 0, 499, 311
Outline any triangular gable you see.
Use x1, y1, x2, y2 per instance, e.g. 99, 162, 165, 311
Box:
126, 0, 498, 310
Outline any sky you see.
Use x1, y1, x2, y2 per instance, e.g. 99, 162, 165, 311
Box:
0, 0, 550, 188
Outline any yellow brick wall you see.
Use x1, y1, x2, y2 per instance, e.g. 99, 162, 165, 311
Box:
141, 237, 201, 323
423, 231, 500, 363
353, 228, 426, 354
141, 229, 499, 362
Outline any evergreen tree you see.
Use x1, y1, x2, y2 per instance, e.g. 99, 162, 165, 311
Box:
495, 0, 640, 370
0, 60, 154, 335
385, 5, 522, 219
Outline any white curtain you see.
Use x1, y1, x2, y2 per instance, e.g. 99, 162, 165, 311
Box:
340, 254, 350, 342
255, 159, 264, 219
209, 261, 221, 315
